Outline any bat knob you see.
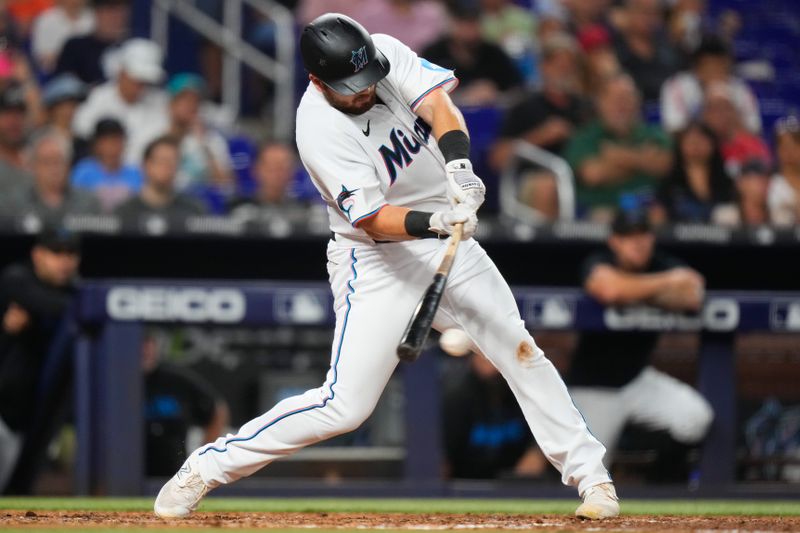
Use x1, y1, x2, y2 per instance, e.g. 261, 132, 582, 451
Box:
397, 343, 421, 362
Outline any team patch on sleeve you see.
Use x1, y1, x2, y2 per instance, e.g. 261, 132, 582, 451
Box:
336, 185, 360, 220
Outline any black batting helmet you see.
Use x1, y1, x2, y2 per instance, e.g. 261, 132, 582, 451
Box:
300, 13, 390, 95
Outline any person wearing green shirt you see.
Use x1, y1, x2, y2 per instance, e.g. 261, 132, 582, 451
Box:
566, 73, 672, 219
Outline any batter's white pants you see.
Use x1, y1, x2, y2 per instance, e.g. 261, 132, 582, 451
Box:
194, 238, 610, 495
570, 366, 714, 467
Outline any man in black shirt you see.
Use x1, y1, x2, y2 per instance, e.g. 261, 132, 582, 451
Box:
142, 333, 228, 477
115, 135, 206, 230
567, 210, 713, 469
421, 6, 522, 106
491, 32, 593, 219
443, 352, 546, 479
55, 0, 131, 85
0, 229, 80, 492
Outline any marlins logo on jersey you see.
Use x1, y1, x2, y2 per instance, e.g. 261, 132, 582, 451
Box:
336, 185, 359, 219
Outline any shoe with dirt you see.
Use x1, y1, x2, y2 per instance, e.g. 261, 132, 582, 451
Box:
575, 482, 620, 519
154, 457, 212, 518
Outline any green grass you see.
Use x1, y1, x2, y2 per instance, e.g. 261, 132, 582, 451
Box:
0, 497, 799, 516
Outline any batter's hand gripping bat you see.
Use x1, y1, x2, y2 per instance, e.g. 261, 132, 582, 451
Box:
396, 223, 464, 362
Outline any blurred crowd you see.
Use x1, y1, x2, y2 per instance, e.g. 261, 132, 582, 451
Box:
0, 0, 797, 232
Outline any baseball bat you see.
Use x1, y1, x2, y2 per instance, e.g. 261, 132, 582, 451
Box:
397, 223, 464, 362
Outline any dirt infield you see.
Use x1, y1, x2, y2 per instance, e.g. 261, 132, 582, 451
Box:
3, 510, 800, 531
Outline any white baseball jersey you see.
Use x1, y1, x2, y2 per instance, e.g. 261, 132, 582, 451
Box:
186, 31, 611, 500
296, 34, 458, 242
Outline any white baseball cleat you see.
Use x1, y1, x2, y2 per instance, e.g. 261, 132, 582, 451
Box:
575, 482, 620, 519
154, 456, 212, 518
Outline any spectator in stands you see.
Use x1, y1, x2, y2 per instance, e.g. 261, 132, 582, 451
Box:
71, 118, 142, 213
479, 0, 538, 82
538, 0, 612, 36
768, 116, 800, 227
491, 33, 592, 219
577, 24, 622, 98
651, 121, 739, 225
166, 73, 234, 194
9, 130, 98, 225
610, 0, 682, 103
0, 2, 21, 48
736, 159, 771, 226
55, 0, 130, 85
0, 228, 80, 492
6, 0, 53, 37
568, 209, 713, 475
701, 82, 771, 178
41, 74, 89, 165
31, 0, 94, 74
74, 38, 169, 165
661, 35, 761, 134
565, 73, 672, 220
0, 86, 33, 197
297, 0, 361, 26
421, 5, 522, 106
358, 0, 446, 53
142, 330, 228, 477
228, 143, 303, 221
115, 135, 206, 226
444, 351, 547, 479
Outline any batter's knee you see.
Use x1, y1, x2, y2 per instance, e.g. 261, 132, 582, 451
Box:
318, 397, 376, 437
670, 395, 714, 444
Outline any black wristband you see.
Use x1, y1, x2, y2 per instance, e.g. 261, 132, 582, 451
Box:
438, 130, 470, 162
404, 210, 438, 238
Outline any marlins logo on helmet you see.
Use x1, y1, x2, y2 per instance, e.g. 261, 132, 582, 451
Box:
350, 46, 368, 72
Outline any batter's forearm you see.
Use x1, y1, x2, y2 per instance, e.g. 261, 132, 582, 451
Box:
356, 205, 415, 241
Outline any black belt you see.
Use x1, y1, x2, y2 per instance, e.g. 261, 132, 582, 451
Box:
330, 232, 442, 243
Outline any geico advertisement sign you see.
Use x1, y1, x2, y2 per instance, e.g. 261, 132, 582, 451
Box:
107, 287, 246, 323
604, 298, 739, 331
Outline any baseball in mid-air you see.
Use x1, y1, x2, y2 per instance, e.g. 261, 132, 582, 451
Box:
439, 328, 473, 357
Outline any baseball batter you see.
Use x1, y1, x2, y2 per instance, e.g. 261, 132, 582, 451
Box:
155, 14, 619, 520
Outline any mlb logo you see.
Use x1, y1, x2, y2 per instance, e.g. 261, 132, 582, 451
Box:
524, 296, 575, 329
274, 290, 328, 324
351, 46, 368, 72
770, 300, 800, 331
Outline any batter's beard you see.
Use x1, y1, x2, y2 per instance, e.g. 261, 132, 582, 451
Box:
322, 86, 377, 115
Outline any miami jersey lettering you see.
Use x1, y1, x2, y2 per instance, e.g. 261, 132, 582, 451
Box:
297, 33, 458, 241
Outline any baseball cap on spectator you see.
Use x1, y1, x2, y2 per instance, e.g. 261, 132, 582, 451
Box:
118, 39, 165, 84
167, 73, 207, 98
42, 74, 88, 108
690, 34, 732, 65
92, 117, 126, 141
0, 84, 26, 112
737, 158, 770, 178
36, 227, 82, 254
577, 24, 611, 53
611, 209, 652, 235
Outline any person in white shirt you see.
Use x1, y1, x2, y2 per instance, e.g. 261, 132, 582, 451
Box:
768, 115, 800, 227
165, 73, 234, 193
31, 0, 95, 73
661, 35, 761, 134
72, 38, 169, 165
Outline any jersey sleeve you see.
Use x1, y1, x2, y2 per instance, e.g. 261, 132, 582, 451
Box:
297, 128, 387, 227
373, 33, 458, 112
